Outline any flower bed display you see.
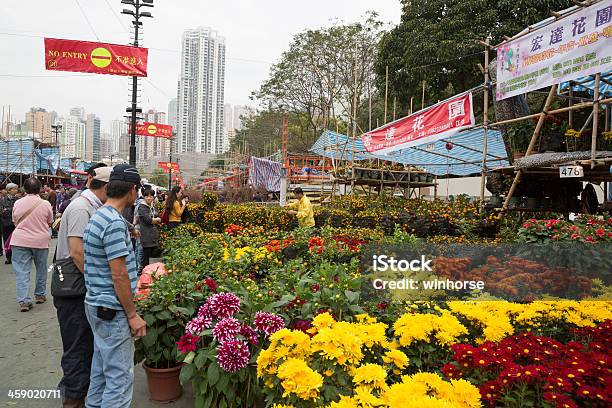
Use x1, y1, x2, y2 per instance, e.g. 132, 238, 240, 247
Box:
139, 196, 612, 407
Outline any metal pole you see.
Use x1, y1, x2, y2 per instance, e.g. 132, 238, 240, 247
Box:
168, 132, 173, 190
128, 0, 143, 167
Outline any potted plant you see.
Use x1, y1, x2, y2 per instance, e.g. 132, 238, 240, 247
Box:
177, 291, 285, 408
506, 121, 535, 161
135, 269, 213, 403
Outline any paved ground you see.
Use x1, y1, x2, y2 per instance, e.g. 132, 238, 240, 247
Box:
0, 239, 193, 407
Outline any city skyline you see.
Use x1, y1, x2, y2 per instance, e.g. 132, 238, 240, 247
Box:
0, 1, 400, 125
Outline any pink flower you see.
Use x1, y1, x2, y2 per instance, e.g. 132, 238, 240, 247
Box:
213, 317, 241, 342
240, 324, 260, 345
585, 235, 595, 243
216, 340, 250, 373
177, 333, 199, 354
571, 233, 580, 240
253, 311, 285, 337
207, 292, 241, 319
198, 303, 212, 319
186, 315, 212, 336
595, 229, 605, 238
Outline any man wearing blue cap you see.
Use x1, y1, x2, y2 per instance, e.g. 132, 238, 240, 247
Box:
82, 164, 146, 408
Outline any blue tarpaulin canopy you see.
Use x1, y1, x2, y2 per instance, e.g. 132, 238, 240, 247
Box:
559, 71, 612, 97
310, 128, 509, 177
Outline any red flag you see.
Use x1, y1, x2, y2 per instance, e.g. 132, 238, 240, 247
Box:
44, 38, 148, 77
136, 123, 173, 139
363, 93, 474, 154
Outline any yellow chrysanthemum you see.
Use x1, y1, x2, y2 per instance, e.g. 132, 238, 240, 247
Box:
382, 349, 409, 370
276, 358, 323, 401
352, 364, 387, 390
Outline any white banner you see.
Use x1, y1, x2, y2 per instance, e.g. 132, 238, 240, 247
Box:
496, 1, 612, 100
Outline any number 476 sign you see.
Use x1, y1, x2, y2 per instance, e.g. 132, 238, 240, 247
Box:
559, 165, 584, 178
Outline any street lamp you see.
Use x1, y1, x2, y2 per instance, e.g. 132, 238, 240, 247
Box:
121, 0, 154, 167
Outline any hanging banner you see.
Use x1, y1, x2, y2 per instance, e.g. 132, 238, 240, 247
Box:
136, 123, 173, 139
158, 162, 180, 173
496, 1, 612, 100
44, 38, 148, 77
362, 93, 475, 154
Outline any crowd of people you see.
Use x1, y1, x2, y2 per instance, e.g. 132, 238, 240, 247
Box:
2, 164, 187, 408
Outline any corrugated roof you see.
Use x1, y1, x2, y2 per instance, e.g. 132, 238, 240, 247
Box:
559, 71, 612, 97
310, 128, 509, 177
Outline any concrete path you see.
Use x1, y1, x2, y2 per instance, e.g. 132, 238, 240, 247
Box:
0, 239, 193, 407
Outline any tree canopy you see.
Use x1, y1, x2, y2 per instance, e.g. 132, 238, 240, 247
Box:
376, 0, 574, 109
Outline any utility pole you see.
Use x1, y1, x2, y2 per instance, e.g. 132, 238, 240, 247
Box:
168, 131, 174, 190
121, 0, 153, 167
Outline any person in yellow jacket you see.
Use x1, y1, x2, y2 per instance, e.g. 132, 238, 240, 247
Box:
285, 187, 315, 228
165, 186, 187, 228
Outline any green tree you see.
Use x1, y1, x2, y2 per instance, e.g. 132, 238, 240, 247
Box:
256, 13, 383, 139
376, 0, 574, 110
146, 169, 169, 187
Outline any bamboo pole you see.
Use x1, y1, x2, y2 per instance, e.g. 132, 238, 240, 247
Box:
321, 108, 328, 197
421, 81, 426, 110
410, 97, 413, 115
384, 66, 389, 123
569, 85, 574, 129
479, 39, 490, 206
393, 96, 397, 121
502, 84, 558, 210
590, 73, 600, 168
350, 52, 359, 198
368, 91, 372, 131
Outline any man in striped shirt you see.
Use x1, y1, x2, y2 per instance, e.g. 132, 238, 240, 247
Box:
82, 164, 145, 408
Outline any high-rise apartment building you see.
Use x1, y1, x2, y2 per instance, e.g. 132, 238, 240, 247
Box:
177, 27, 226, 155
56, 116, 86, 159
100, 134, 112, 158
85, 114, 101, 161
25, 107, 53, 143
110, 119, 128, 153
69, 107, 85, 121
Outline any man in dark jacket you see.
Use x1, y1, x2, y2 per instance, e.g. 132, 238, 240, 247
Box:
136, 189, 161, 267
0, 183, 20, 263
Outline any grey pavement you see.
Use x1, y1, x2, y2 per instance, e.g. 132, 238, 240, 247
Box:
0, 239, 193, 407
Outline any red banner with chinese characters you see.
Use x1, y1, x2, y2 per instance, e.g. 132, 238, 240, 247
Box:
362, 93, 475, 154
44, 38, 148, 77
159, 162, 180, 173
135, 123, 173, 139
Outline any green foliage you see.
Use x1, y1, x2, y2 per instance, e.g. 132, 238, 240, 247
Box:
135, 271, 211, 369
146, 169, 170, 188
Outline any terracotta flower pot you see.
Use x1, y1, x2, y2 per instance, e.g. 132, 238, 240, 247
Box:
143, 363, 183, 403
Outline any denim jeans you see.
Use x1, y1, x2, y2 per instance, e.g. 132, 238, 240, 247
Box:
12, 246, 49, 304
54, 296, 94, 400
84, 303, 134, 408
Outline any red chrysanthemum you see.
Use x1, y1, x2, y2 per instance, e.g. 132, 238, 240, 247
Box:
207, 292, 241, 319
253, 311, 285, 337
216, 340, 250, 373
213, 317, 241, 342
186, 315, 212, 336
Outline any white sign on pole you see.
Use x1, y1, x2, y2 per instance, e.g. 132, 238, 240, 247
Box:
496, 1, 612, 100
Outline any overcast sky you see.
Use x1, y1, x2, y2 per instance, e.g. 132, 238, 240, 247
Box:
0, 0, 401, 132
